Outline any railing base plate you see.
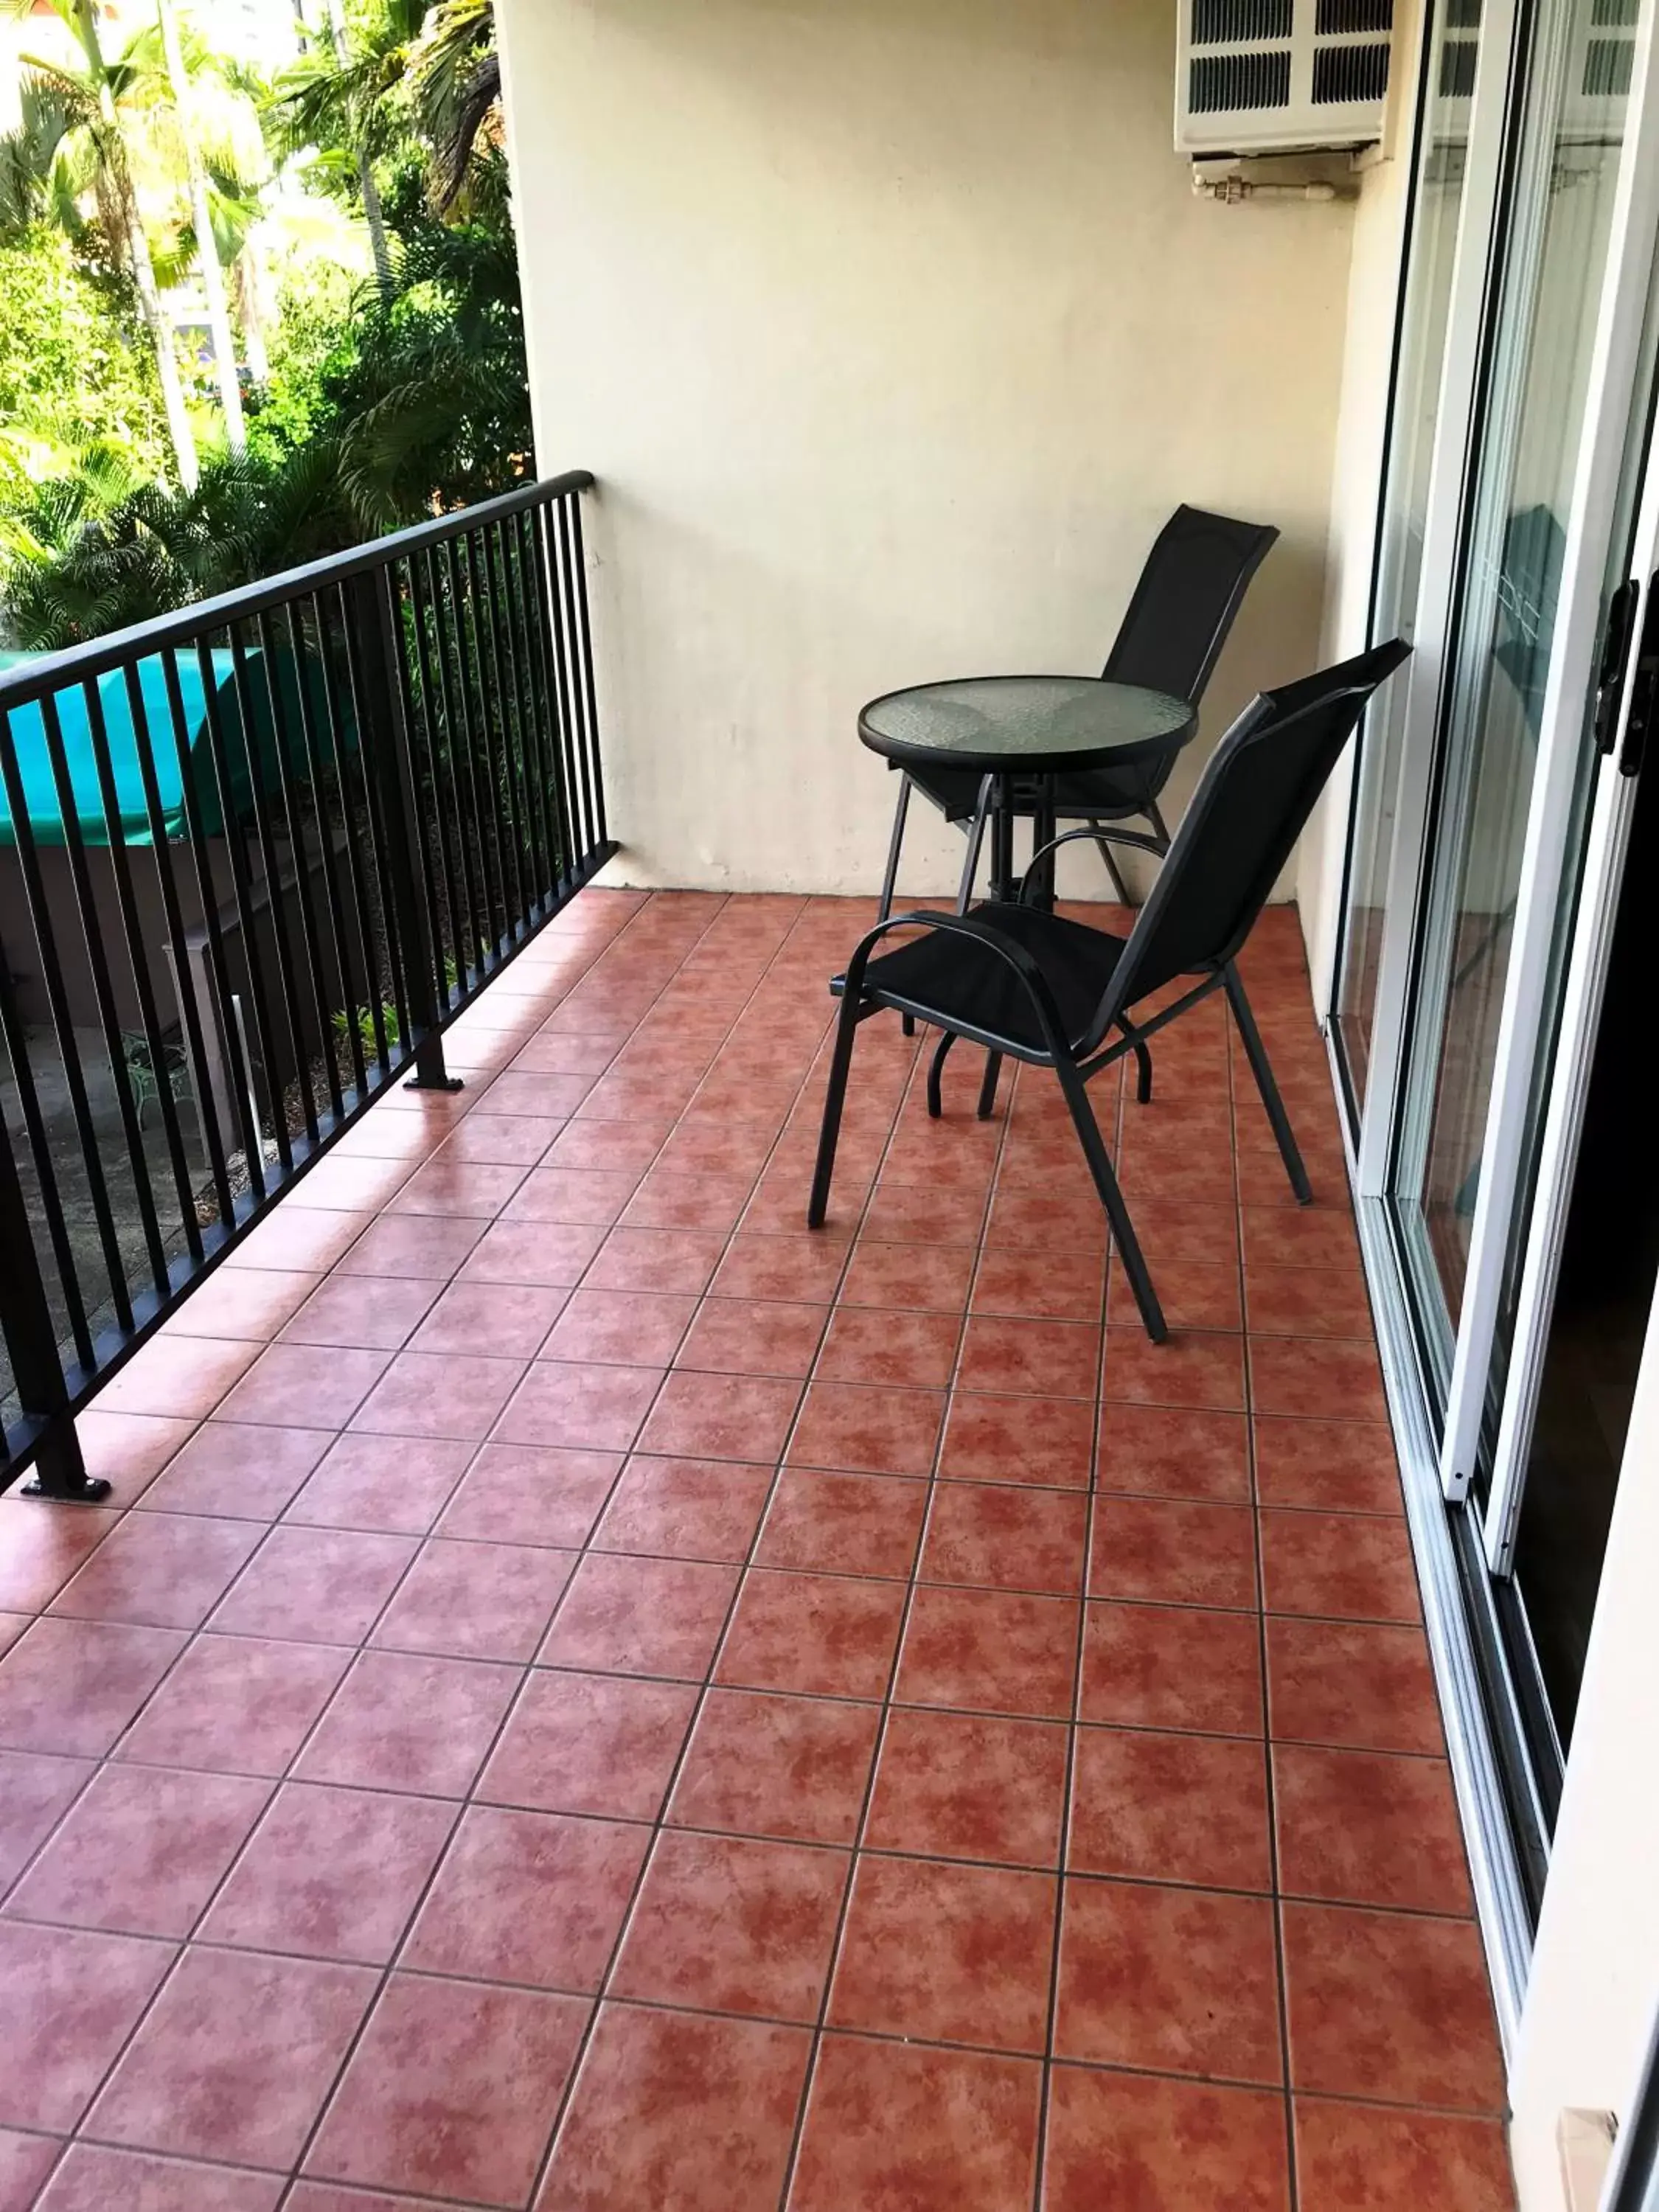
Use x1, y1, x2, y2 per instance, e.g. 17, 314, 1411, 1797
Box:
19, 1472, 113, 1505
403, 1074, 466, 1094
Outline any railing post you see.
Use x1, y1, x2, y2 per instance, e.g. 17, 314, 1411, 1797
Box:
0, 1115, 109, 1503
346, 568, 462, 1094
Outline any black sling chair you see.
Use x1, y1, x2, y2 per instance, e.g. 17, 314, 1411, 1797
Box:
810, 639, 1411, 1343
880, 505, 1279, 912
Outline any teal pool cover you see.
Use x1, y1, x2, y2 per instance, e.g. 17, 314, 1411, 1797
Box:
0, 647, 356, 849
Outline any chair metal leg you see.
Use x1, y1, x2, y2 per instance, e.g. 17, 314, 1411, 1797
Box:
927, 1029, 956, 1119
976, 1050, 1003, 1121
1086, 818, 1135, 905
809, 993, 862, 1228
1147, 797, 1172, 852
1223, 963, 1312, 1204
878, 776, 911, 924
1118, 1017, 1153, 1105
1054, 1057, 1166, 1342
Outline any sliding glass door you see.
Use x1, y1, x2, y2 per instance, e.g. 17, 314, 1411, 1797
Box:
1392, 0, 1640, 1405
1329, 0, 1659, 1885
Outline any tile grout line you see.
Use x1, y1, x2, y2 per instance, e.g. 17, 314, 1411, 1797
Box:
771, 1024, 1026, 2211
1237, 975, 1304, 2212
1032, 1024, 1130, 2212
0, 913, 1439, 2205
266, 887, 764, 2207
518, 897, 914, 2212
0, 903, 652, 2210
4, 894, 668, 2208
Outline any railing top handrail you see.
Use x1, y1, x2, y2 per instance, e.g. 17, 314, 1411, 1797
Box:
0, 470, 597, 712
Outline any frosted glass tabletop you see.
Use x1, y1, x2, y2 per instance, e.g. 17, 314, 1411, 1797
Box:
858, 675, 1195, 775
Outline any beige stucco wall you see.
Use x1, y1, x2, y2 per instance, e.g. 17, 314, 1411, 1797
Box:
497, 0, 1357, 897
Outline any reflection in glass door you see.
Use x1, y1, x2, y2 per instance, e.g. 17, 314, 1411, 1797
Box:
1503, 752, 1658, 1758
1391, 0, 1641, 1394
1338, 0, 1487, 1102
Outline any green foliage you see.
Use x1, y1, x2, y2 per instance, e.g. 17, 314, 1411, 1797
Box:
0, 441, 364, 647
314, 155, 530, 526
0, 0, 529, 650
0, 225, 170, 483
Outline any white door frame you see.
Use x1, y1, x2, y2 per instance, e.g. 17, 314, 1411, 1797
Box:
1438, 0, 1659, 1502
1354, 0, 1523, 1199
1481, 408, 1659, 1567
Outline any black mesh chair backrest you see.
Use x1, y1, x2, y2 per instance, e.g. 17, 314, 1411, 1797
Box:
1102, 505, 1281, 706
1084, 638, 1412, 1046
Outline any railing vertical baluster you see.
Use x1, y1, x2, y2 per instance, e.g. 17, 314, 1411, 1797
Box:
467, 527, 528, 934
0, 788, 94, 1368
566, 493, 609, 849
410, 552, 479, 992
439, 539, 502, 965
499, 512, 557, 907
193, 635, 292, 1175
164, 647, 268, 1198
344, 568, 459, 1092
457, 530, 521, 943
276, 602, 355, 1116
488, 519, 549, 908
1, 703, 134, 1330
81, 677, 203, 1271
545, 496, 594, 859
226, 623, 316, 1148
521, 502, 577, 894
324, 586, 399, 1076
254, 610, 341, 1128
42, 688, 171, 1304
124, 663, 236, 1235
386, 563, 458, 1023
315, 592, 390, 1081
529, 499, 582, 888
393, 559, 460, 1008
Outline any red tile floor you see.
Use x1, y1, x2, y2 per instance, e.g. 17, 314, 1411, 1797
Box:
0, 890, 1517, 2211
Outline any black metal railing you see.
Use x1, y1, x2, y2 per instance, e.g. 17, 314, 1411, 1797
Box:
0, 472, 614, 1500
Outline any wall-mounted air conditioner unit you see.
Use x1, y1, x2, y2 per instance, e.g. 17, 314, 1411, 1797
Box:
1175, 0, 1396, 156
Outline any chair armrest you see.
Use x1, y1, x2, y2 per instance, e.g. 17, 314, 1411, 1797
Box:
1018, 825, 1164, 903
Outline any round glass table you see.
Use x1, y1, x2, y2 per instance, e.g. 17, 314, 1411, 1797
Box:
858, 675, 1197, 907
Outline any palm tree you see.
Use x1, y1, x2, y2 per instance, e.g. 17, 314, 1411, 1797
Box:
410, 0, 498, 212
1, 0, 200, 489
272, 0, 428, 302
153, 0, 245, 450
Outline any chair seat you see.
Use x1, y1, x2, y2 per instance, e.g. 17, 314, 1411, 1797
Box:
905, 759, 1158, 826
844, 902, 1129, 1056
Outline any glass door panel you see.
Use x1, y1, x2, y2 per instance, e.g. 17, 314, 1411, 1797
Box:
1337, 0, 1486, 1103
1391, 0, 1640, 1391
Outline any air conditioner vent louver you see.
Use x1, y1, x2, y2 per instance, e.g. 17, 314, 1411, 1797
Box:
1176, 0, 1395, 153
1582, 34, 1634, 92
1191, 51, 1294, 111
1192, 0, 1294, 42
1316, 0, 1391, 32
1439, 36, 1479, 97
1313, 38, 1390, 100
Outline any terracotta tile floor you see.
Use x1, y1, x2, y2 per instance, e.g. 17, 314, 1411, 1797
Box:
0, 890, 1517, 2211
